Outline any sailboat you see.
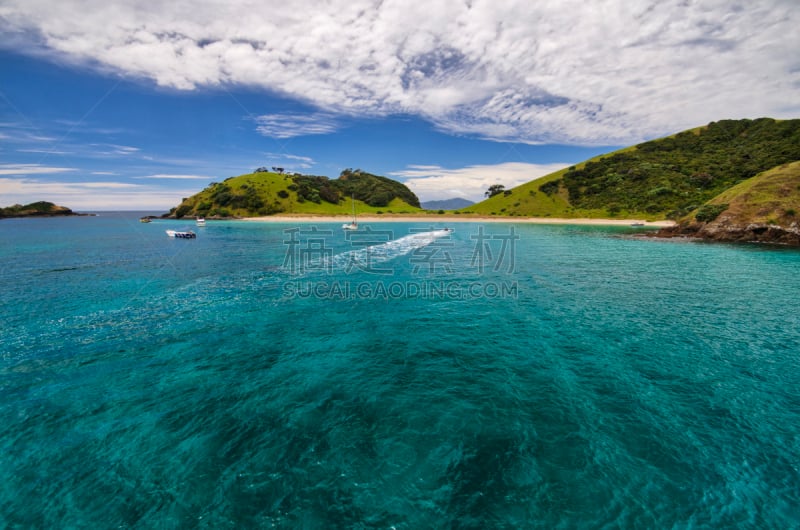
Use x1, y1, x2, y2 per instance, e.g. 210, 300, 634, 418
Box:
342, 195, 358, 231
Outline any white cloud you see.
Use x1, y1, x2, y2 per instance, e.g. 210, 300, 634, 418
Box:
89, 143, 140, 156
25, 134, 58, 142
263, 152, 315, 169
135, 174, 213, 180
0, 164, 76, 175
254, 114, 340, 139
283, 154, 314, 164
0, 177, 195, 210
0, 126, 144, 158
0, 130, 58, 143
392, 161, 570, 202
17, 148, 73, 155
1, 0, 797, 145
73, 181, 140, 189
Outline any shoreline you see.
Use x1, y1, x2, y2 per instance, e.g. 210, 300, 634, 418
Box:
237, 214, 675, 227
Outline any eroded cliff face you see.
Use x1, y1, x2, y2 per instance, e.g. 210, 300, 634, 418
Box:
654, 215, 800, 246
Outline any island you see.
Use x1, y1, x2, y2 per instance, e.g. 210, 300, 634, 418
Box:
0, 201, 87, 219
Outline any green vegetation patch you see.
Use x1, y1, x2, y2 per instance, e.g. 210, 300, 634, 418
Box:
557, 118, 800, 219
689, 161, 800, 226
464, 118, 800, 220
169, 168, 421, 218
694, 204, 728, 222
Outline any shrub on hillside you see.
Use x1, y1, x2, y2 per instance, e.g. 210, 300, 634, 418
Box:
175, 204, 192, 218
695, 203, 728, 222
539, 180, 560, 195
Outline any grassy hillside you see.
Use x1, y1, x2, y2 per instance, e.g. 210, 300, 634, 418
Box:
462, 118, 800, 219
653, 161, 800, 245
459, 163, 616, 218
689, 161, 800, 226
169, 169, 422, 218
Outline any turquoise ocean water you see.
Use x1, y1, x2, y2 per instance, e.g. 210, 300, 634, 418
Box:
1, 213, 799, 528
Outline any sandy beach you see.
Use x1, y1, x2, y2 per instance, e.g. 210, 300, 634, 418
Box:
239, 214, 675, 227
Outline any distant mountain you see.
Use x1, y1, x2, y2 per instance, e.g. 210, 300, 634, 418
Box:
462, 118, 800, 220
167, 168, 421, 218
655, 161, 800, 245
0, 201, 78, 219
422, 198, 474, 210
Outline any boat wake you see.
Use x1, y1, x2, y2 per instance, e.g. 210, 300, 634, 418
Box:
315, 229, 453, 273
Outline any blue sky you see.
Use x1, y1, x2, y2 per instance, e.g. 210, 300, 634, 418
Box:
1, 0, 798, 210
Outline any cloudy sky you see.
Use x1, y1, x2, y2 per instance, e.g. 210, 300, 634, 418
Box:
1, 0, 797, 209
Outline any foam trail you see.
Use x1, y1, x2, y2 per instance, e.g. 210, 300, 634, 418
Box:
321, 229, 453, 272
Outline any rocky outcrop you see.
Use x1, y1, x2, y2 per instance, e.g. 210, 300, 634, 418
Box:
654, 216, 800, 246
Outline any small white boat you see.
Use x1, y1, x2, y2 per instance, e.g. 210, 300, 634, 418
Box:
166, 229, 196, 239
139, 217, 152, 223
342, 194, 358, 231
196, 217, 206, 226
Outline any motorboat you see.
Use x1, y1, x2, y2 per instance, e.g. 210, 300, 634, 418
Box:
166, 229, 196, 239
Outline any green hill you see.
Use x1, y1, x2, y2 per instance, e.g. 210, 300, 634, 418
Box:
0, 201, 76, 218
655, 161, 800, 245
697, 160, 800, 224
168, 168, 422, 218
461, 118, 800, 219
460, 164, 591, 218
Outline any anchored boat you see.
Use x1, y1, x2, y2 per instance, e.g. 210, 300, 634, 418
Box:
166, 229, 196, 239
342, 195, 358, 231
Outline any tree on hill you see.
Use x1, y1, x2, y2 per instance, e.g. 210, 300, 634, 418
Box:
336, 169, 421, 208
485, 184, 505, 198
